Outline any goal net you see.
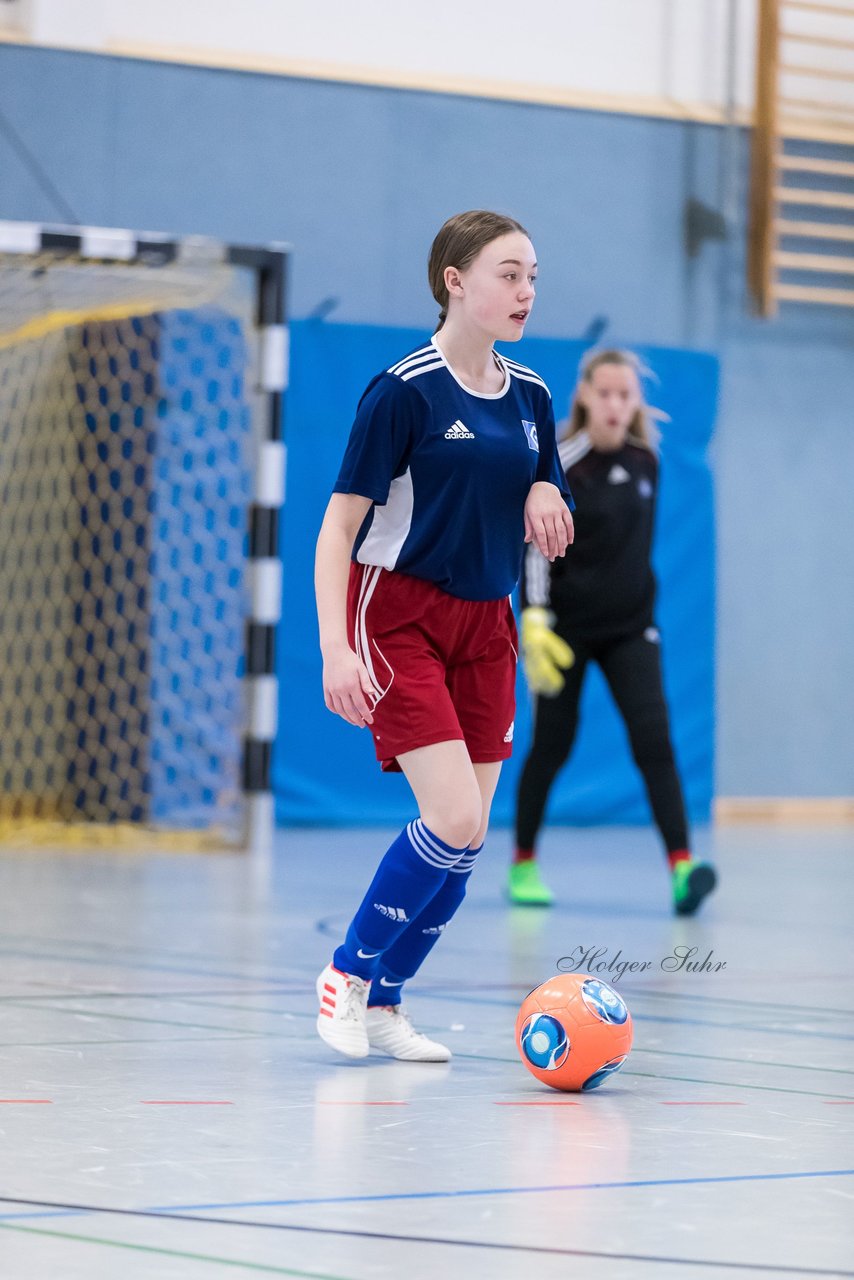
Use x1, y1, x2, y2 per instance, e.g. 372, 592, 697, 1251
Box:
0, 228, 282, 849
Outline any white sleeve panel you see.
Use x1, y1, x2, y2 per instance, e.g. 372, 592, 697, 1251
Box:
524, 543, 552, 608
356, 468, 414, 570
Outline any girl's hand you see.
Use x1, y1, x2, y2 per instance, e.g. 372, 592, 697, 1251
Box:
322, 645, 376, 726
524, 482, 575, 561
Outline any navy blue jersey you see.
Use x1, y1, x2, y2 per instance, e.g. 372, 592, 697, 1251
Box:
333, 339, 573, 602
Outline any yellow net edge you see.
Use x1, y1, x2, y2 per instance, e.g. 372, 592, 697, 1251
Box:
0, 818, 246, 853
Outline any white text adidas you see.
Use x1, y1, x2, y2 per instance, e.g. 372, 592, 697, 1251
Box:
373, 903, 410, 921
445, 419, 475, 440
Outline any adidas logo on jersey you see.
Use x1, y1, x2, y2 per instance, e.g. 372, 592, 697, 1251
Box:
445, 419, 475, 440
504, 721, 515, 743
373, 903, 410, 921
421, 923, 447, 936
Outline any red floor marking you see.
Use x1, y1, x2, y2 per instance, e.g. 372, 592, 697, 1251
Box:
140, 1100, 234, 1106
494, 1101, 581, 1106
660, 1101, 746, 1106
0, 1099, 53, 1104
823, 1101, 854, 1104
317, 1101, 409, 1106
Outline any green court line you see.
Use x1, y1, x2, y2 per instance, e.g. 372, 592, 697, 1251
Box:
0, 1034, 275, 1049
5, 1004, 853, 1096
623, 1070, 854, 1101
2, 999, 282, 1037
5, 1015, 852, 1096
6, 991, 854, 1080
455, 1054, 854, 1100
0, 1221, 352, 1279
0, 944, 274, 986
414, 981, 854, 1022
0, 988, 295, 1003
0, 994, 305, 1021
151, 996, 310, 1017
630, 1047, 854, 1077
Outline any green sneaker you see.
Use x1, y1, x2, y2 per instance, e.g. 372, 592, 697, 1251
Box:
672, 859, 717, 916
508, 860, 555, 907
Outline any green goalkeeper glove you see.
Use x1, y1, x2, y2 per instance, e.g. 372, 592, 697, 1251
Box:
520, 606, 575, 697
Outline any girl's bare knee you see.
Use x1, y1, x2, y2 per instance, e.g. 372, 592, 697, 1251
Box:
469, 821, 489, 850
422, 799, 482, 850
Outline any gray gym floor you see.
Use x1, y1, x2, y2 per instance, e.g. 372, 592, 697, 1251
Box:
0, 822, 852, 1279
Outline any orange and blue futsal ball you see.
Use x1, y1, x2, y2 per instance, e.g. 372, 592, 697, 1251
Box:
515, 972, 633, 1092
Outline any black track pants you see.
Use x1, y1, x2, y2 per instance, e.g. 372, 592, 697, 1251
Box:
514, 628, 689, 855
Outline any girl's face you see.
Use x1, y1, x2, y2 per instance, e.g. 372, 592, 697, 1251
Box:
445, 231, 537, 342
579, 363, 642, 451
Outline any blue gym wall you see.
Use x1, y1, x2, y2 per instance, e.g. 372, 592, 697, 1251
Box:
1, 44, 852, 802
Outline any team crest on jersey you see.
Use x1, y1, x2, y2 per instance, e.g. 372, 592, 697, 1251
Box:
522, 420, 539, 452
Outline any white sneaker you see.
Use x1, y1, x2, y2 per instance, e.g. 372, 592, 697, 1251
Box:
366, 1005, 452, 1062
316, 964, 370, 1059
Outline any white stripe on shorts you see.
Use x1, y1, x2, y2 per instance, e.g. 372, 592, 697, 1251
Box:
355, 565, 394, 706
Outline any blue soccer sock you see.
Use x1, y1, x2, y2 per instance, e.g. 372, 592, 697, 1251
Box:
334, 820, 470, 980
367, 843, 483, 1006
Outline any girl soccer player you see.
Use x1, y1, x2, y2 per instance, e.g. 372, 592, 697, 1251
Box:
314, 210, 574, 1061
510, 348, 716, 915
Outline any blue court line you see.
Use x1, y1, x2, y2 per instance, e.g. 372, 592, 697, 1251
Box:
151, 1165, 854, 1210
2, 1167, 852, 1223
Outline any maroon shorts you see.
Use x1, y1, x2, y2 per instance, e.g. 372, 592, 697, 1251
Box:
347, 563, 518, 773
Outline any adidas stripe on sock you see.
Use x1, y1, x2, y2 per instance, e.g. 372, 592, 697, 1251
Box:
334, 821, 470, 979
367, 843, 484, 1005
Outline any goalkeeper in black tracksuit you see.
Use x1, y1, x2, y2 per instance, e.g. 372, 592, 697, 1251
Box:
510, 349, 716, 916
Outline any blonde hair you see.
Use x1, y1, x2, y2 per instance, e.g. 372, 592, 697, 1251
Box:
562, 348, 656, 447
428, 210, 528, 332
